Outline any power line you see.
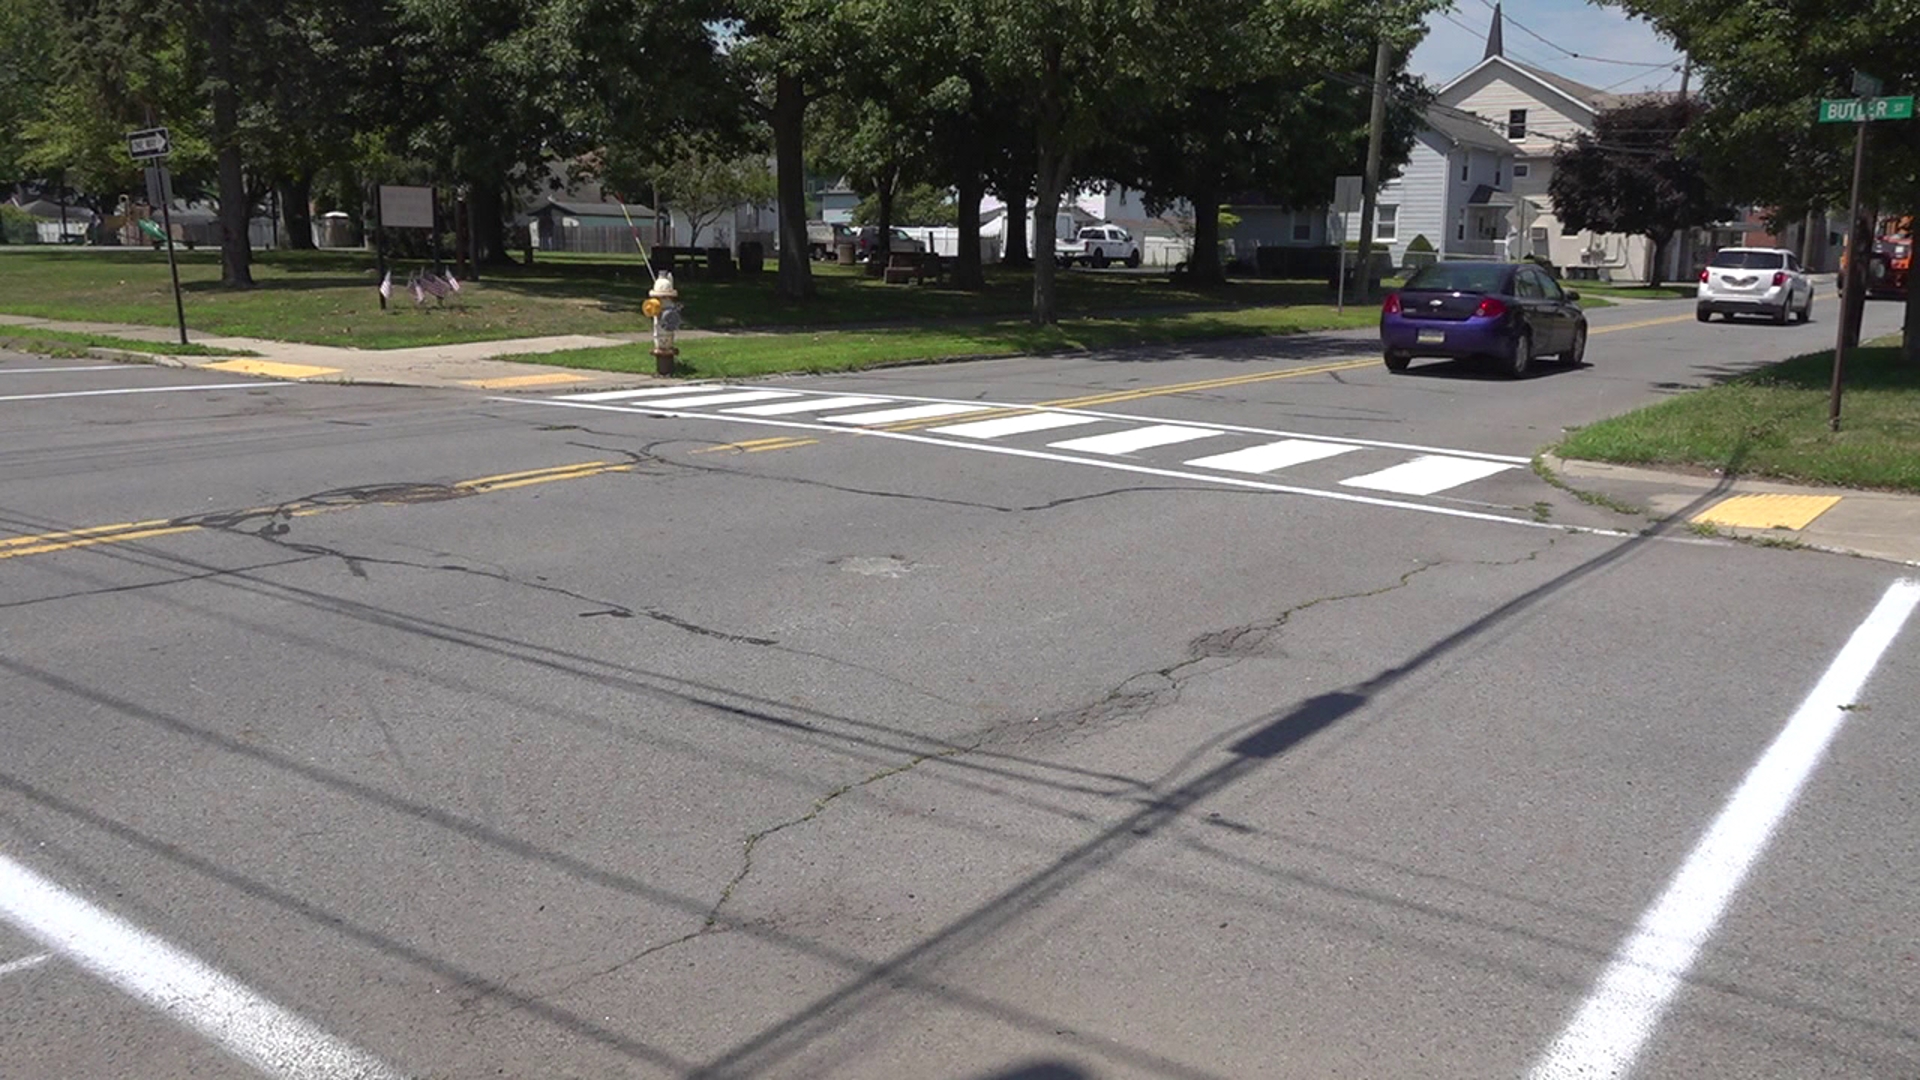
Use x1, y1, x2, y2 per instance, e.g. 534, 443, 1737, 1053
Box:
1472, 0, 1680, 68
1601, 63, 1682, 93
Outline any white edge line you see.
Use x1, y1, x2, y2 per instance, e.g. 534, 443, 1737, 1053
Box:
1528, 577, 1920, 1080
0, 365, 129, 374
527, 376, 1532, 464
0, 852, 407, 1080
0, 382, 292, 403
493, 397, 1632, 537
0, 952, 52, 977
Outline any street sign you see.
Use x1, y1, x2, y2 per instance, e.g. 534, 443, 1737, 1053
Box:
1333, 175, 1363, 214
127, 127, 171, 160
143, 164, 173, 210
1819, 96, 1915, 123
378, 185, 435, 229
1853, 71, 1883, 98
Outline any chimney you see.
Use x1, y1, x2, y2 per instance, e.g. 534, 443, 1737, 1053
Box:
1484, 2, 1505, 59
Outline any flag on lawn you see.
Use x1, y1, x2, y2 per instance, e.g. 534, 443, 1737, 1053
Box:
378, 270, 392, 301
446, 272, 460, 293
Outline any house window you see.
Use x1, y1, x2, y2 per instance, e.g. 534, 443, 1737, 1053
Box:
1495, 168, 1502, 186
1513, 163, 1531, 178
1456, 208, 1466, 242
1460, 160, 1470, 183
1508, 109, 1527, 139
1291, 218, 1311, 242
1375, 205, 1398, 242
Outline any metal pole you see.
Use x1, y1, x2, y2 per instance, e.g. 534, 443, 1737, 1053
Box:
1355, 38, 1392, 305
154, 165, 188, 345
373, 183, 387, 310
1829, 121, 1869, 432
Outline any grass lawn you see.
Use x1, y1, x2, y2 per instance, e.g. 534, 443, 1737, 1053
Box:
508, 306, 1382, 379
1566, 282, 1695, 301
1556, 338, 1920, 492
0, 324, 255, 357
0, 247, 1379, 349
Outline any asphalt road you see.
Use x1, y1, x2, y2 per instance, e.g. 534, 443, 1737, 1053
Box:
2, 295, 1916, 1080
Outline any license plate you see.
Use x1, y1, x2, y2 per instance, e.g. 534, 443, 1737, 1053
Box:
1417, 329, 1446, 344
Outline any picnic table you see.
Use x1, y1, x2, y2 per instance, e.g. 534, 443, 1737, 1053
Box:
652, 246, 737, 280
881, 250, 948, 285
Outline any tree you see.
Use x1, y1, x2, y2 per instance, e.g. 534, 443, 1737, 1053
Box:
853, 184, 955, 227
1610, 0, 1920, 357
1549, 98, 1730, 287
650, 149, 777, 247
1093, 1, 1433, 285
973, 0, 1170, 324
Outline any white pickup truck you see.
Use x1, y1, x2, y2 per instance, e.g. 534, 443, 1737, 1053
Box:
1055, 224, 1142, 269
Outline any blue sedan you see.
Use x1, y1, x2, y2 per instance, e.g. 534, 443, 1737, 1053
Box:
1380, 261, 1588, 377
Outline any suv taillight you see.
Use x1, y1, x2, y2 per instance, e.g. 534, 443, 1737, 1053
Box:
1475, 296, 1508, 318
1382, 293, 1401, 315
1699, 268, 1710, 282
1772, 271, 1786, 286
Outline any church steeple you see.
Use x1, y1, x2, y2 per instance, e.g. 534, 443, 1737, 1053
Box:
1484, 1, 1505, 59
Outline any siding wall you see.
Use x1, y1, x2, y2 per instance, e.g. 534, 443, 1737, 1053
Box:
1441, 62, 1593, 157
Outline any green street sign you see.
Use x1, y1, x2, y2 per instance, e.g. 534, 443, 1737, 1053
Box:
1820, 96, 1915, 122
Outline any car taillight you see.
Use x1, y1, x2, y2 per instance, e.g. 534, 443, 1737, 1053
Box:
1772, 271, 1786, 286
1699, 268, 1710, 282
1382, 293, 1401, 315
1474, 296, 1508, 318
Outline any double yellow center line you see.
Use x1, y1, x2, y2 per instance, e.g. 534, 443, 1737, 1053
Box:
0, 461, 632, 561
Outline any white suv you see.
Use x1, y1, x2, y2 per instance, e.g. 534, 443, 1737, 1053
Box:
1697, 247, 1813, 325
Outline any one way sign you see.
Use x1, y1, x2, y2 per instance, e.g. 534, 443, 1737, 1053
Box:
127, 127, 171, 161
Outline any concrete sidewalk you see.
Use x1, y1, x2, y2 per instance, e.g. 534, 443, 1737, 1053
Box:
1546, 454, 1920, 568
0, 313, 665, 392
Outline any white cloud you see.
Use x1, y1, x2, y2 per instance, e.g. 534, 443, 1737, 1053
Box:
1409, 0, 1683, 94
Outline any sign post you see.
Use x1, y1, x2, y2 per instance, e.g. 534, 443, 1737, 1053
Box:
1333, 175, 1363, 314
128, 127, 187, 346
1824, 74, 1913, 431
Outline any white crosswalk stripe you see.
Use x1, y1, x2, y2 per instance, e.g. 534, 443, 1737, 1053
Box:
929, 412, 1103, 439
825, 403, 990, 425
521, 384, 1535, 502
725, 395, 884, 416
623, 390, 800, 409
1183, 439, 1361, 474
560, 385, 726, 402
1340, 455, 1516, 495
1049, 424, 1223, 455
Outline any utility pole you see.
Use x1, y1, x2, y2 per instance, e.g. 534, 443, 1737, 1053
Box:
1830, 121, 1869, 431
1354, 38, 1391, 305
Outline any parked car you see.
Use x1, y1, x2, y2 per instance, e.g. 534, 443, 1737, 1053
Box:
1380, 260, 1588, 377
1056, 224, 1141, 269
851, 226, 927, 262
1696, 247, 1813, 324
806, 220, 855, 261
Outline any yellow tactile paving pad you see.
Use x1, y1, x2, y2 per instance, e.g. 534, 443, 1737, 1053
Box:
460, 372, 591, 389
1692, 493, 1842, 530
203, 358, 343, 380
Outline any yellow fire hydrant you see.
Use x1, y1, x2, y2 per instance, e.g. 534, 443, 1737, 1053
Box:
642, 272, 681, 377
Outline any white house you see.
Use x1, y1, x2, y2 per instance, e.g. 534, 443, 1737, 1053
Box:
1337, 106, 1519, 265
1429, 3, 1660, 279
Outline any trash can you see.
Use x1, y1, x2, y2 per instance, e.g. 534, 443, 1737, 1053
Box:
834, 240, 856, 264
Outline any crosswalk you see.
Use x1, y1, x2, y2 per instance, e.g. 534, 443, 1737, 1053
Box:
523, 383, 1534, 504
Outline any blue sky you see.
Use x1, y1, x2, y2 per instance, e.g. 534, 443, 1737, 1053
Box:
1408, 0, 1684, 94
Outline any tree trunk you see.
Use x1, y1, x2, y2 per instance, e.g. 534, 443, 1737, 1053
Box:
467, 181, 510, 270
1644, 233, 1666, 287
1032, 142, 1070, 326
1002, 190, 1030, 267
1189, 183, 1223, 286
206, 0, 253, 288
1844, 205, 1873, 349
954, 168, 985, 290
278, 171, 315, 250
772, 71, 814, 301
875, 178, 895, 265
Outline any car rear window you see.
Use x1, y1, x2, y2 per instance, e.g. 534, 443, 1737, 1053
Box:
1404, 264, 1512, 293
1709, 250, 1785, 269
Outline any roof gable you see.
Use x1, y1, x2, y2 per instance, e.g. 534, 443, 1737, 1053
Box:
1436, 55, 1604, 120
